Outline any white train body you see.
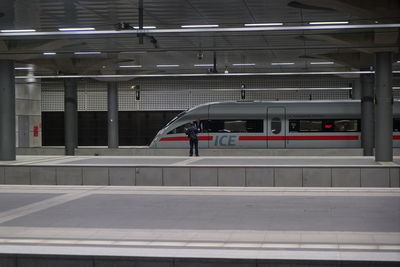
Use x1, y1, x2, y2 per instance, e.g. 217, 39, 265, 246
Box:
150, 100, 400, 149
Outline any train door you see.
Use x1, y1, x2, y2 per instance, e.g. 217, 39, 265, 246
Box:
267, 107, 286, 148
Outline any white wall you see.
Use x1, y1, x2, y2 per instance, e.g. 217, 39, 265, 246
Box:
15, 80, 42, 147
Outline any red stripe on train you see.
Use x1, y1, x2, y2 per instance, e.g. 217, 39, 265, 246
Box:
239, 136, 359, 141
288, 136, 359, 140
239, 136, 269, 141
159, 136, 212, 141
161, 135, 400, 142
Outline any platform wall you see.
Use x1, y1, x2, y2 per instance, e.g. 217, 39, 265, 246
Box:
1, 165, 399, 187
0, 254, 398, 267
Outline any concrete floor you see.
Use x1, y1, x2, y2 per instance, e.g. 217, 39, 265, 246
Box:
0, 186, 399, 262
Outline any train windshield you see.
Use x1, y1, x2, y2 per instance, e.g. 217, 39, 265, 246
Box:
165, 111, 187, 127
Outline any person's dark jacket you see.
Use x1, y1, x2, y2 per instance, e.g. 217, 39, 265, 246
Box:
185, 125, 199, 140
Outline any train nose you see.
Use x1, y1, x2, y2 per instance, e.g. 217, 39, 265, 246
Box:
150, 134, 161, 148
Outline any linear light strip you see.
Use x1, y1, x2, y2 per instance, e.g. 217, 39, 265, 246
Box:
58, 27, 95, 31
209, 87, 352, 91
232, 63, 256, 66
0, 29, 36, 33
181, 25, 219, 28
119, 65, 142, 68
271, 62, 295, 65
133, 26, 156, 29
245, 23, 283, 27
1, 24, 400, 36
157, 65, 180, 68
309, 21, 349, 25
74, 51, 101, 55
310, 62, 334, 65
16, 70, 396, 79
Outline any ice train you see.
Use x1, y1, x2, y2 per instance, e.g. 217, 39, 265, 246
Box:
149, 100, 400, 148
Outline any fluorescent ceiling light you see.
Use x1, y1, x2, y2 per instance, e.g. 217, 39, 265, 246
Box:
119, 65, 142, 68
74, 51, 101, 55
133, 26, 156, 29
309, 21, 349, 25
244, 23, 283, 27
16, 70, 400, 79
194, 64, 214, 67
397, 61, 400, 63
181, 25, 219, 28
120, 51, 146, 54
232, 63, 256, 66
157, 65, 180, 68
1, 29, 36, 33
43, 52, 56, 55
271, 62, 295, 66
58, 27, 95, 31
310, 62, 334, 65
15, 67, 33, 70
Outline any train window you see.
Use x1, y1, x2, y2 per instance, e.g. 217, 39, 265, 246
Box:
334, 120, 358, 132
207, 120, 263, 133
246, 120, 264, 133
289, 120, 299, 132
394, 118, 400, 132
290, 119, 360, 132
323, 120, 334, 132
271, 118, 281, 134
167, 123, 192, 135
299, 120, 322, 132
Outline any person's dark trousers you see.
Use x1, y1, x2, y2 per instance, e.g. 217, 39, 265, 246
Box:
189, 139, 199, 156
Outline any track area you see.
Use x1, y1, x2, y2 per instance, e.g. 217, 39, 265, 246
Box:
0, 186, 398, 263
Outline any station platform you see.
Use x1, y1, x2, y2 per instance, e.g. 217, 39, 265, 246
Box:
17, 147, 398, 157
0, 185, 398, 266
1, 155, 400, 187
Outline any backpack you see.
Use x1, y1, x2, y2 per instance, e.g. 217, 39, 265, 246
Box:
187, 127, 198, 140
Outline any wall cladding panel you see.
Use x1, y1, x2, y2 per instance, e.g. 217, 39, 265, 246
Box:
42, 77, 360, 112
41, 77, 399, 146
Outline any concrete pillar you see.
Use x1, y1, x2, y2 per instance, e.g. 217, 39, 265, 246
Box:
352, 79, 362, 100
374, 52, 393, 162
0, 60, 16, 160
64, 79, 78, 155
107, 82, 119, 148
361, 74, 374, 156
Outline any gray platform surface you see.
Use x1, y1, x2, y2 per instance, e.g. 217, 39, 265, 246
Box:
0, 186, 399, 262
2, 155, 400, 167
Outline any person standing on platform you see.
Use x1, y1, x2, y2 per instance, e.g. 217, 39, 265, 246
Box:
185, 121, 200, 156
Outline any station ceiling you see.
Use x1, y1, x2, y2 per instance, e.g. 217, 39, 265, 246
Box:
0, 0, 399, 77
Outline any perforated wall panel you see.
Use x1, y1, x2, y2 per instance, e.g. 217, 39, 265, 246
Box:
41, 82, 64, 111
41, 76, 400, 112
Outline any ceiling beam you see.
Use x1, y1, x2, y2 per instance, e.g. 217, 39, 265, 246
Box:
1, 24, 400, 38
14, 70, 400, 80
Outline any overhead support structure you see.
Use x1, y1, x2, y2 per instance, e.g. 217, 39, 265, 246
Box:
138, 0, 144, 44
64, 79, 78, 156
361, 74, 374, 156
0, 60, 16, 161
107, 82, 119, 148
212, 51, 218, 73
1, 23, 400, 37
374, 52, 393, 162
351, 80, 361, 100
